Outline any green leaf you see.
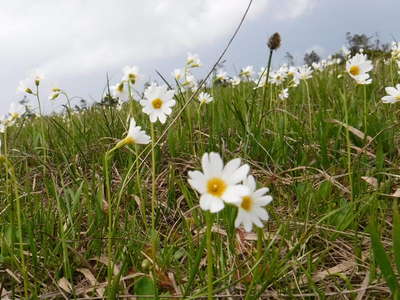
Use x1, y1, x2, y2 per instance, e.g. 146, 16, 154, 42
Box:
134, 277, 156, 299
393, 201, 400, 276
370, 218, 400, 295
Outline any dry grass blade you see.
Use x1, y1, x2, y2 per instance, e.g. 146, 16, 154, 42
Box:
57, 277, 72, 294
77, 268, 105, 297
329, 119, 373, 143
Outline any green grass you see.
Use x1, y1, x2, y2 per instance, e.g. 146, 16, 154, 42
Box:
1, 55, 400, 299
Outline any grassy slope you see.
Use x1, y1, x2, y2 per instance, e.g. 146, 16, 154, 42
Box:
1, 57, 399, 298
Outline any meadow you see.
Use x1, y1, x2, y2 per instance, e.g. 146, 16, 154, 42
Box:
1, 37, 400, 299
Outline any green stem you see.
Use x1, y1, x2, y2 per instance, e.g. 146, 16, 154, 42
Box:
4, 158, 29, 298
135, 144, 147, 228
103, 151, 113, 294
305, 81, 313, 131
206, 212, 214, 300
363, 85, 368, 140
150, 122, 157, 233
342, 93, 353, 201
260, 49, 274, 121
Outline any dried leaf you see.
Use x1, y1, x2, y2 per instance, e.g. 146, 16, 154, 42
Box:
58, 277, 72, 294
329, 119, 373, 143
361, 176, 378, 188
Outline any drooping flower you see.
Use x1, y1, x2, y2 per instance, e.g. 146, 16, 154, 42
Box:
140, 84, 176, 124
381, 84, 400, 104
186, 53, 201, 68
188, 152, 250, 213
346, 53, 373, 84
198, 92, 213, 104
278, 88, 289, 100
122, 66, 139, 84
115, 117, 150, 149
234, 175, 272, 232
48, 86, 62, 101
110, 82, 128, 101
172, 68, 184, 81
17, 79, 34, 95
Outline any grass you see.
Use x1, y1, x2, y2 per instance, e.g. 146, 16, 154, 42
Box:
1, 53, 400, 299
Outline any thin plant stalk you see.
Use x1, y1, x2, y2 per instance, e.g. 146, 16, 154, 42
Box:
363, 85, 368, 139
205, 212, 214, 300
135, 144, 147, 228
103, 151, 114, 294
342, 93, 353, 201
150, 122, 157, 233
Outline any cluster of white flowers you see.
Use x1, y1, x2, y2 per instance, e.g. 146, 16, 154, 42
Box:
188, 152, 272, 232
109, 66, 140, 107
0, 102, 26, 133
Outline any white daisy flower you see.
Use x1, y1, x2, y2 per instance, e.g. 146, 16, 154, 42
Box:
198, 92, 213, 104
381, 84, 400, 104
391, 42, 400, 60
296, 65, 313, 81
342, 46, 351, 58
172, 68, 184, 81
140, 84, 176, 124
17, 79, 33, 95
182, 74, 197, 89
186, 53, 201, 68
215, 70, 228, 82
188, 152, 250, 213
30, 70, 45, 86
8, 102, 25, 121
116, 117, 150, 149
122, 66, 139, 84
278, 88, 289, 100
269, 71, 286, 85
110, 82, 128, 101
234, 175, 273, 232
239, 66, 254, 79
346, 53, 373, 84
230, 76, 241, 86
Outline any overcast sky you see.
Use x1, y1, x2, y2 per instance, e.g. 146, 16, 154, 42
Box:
1, 0, 398, 115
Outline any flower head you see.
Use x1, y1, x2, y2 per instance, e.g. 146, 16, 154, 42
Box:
17, 79, 33, 95
230, 76, 241, 86
239, 66, 254, 79
8, 102, 25, 121
198, 92, 213, 104
346, 53, 373, 84
234, 175, 272, 232
172, 68, 184, 81
391, 42, 400, 60
278, 88, 289, 100
140, 84, 176, 124
115, 117, 150, 149
110, 82, 129, 101
186, 53, 201, 68
382, 84, 400, 104
188, 152, 250, 213
122, 66, 139, 84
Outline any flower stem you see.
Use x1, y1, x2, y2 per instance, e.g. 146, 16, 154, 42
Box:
135, 144, 147, 228
103, 151, 113, 294
342, 92, 353, 201
363, 85, 368, 140
150, 122, 157, 233
206, 212, 214, 300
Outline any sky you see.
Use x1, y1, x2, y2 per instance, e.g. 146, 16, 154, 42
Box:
1, 0, 399, 115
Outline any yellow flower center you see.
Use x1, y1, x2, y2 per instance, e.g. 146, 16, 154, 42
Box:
125, 136, 135, 144
152, 98, 163, 109
396, 95, 400, 101
349, 65, 361, 76
207, 178, 227, 197
241, 196, 253, 211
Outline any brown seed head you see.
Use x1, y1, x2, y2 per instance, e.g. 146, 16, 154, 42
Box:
267, 32, 281, 50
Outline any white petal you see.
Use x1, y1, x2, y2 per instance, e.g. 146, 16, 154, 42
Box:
208, 152, 223, 176
222, 185, 250, 204
228, 164, 250, 184
222, 158, 241, 178
209, 198, 225, 213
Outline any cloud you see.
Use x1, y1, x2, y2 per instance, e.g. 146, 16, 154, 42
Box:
270, 0, 317, 20
0, 0, 323, 114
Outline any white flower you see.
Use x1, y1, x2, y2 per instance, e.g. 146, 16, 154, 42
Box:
381, 84, 400, 104
172, 68, 184, 81
234, 175, 272, 232
296, 65, 313, 81
198, 92, 213, 104
346, 53, 373, 84
391, 42, 400, 60
17, 79, 34, 94
182, 73, 197, 89
239, 66, 254, 79
110, 82, 128, 101
116, 117, 150, 148
122, 66, 139, 84
48, 86, 62, 101
278, 88, 289, 100
8, 102, 25, 121
215, 70, 228, 82
342, 46, 351, 58
188, 152, 250, 213
230, 76, 241, 86
269, 71, 286, 85
30, 70, 45, 86
186, 53, 201, 68
140, 84, 176, 124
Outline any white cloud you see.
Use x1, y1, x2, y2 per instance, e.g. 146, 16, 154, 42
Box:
0, 0, 320, 114
270, 0, 317, 20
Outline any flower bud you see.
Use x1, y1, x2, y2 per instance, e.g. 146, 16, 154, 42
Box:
267, 32, 281, 50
